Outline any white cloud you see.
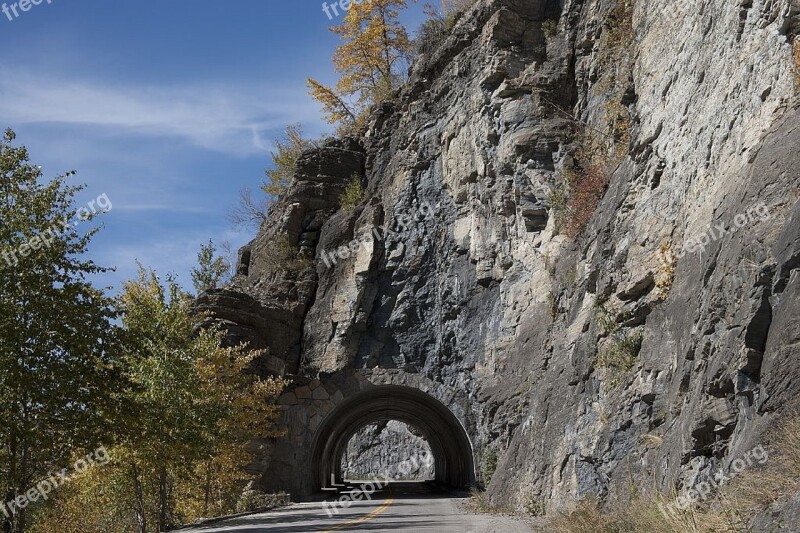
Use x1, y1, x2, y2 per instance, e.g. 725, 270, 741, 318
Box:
0, 70, 322, 156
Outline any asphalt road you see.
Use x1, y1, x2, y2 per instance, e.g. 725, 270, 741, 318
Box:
180, 485, 535, 533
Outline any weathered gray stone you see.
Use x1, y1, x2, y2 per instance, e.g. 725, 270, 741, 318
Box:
199, 0, 800, 521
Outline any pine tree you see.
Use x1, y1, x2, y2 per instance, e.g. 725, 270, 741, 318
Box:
0, 129, 125, 533
308, 0, 414, 134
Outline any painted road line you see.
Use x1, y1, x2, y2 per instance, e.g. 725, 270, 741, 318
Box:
321, 497, 395, 532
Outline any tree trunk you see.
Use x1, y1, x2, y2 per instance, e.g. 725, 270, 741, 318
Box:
130, 464, 147, 533
202, 460, 213, 516
157, 465, 168, 532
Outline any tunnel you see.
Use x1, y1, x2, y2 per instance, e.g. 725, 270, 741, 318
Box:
310, 385, 476, 491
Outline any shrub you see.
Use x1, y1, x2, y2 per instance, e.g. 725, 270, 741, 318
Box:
416, 17, 448, 55
793, 35, 800, 88
564, 163, 611, 238
547, 188, 569, 235
340, 175, 364, 209
655, 242, 676, 301
416, 0, 476, 54
595, 301, 619, 337
263, 124, 312, 198
542, 19, 559, 37
468, 487, 512, 514
236, 490, 289, 513
596, 330, 643, 375
442, 0, 477, 26
523, 495, 546, 517
266, 234, 311, 274
482, 447, 498, 486
605, 100, 631, 156
547, 290, 558, 320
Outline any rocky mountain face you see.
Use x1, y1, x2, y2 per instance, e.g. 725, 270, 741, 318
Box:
341, 421, 435, 481
201, 0, 800, 519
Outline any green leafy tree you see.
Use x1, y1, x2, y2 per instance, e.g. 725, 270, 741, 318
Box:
0, 129, 125, 533
191, 240, 230, 294
31, 268, 285, 532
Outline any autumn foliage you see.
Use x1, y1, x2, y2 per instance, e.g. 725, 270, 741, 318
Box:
308, 0, 414, 134
564, 163, 611, 238
30, 269, 285, 533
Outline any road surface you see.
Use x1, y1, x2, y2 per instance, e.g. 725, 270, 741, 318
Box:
180, 485, 535, 533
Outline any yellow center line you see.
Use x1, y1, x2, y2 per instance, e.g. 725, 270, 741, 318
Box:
321, 496, 395, 532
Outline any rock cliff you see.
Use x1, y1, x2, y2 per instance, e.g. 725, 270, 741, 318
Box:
202, 0, 800, 520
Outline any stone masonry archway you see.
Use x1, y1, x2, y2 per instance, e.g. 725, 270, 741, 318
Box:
253, 369, 478, 497
312, 385, 474, 490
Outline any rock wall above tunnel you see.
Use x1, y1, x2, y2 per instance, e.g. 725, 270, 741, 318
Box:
200, 0, 800, 519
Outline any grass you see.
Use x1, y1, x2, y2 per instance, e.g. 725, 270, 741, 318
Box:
548, 188, 569, 235
545, 416, 800, 532
596, 330, 643, 382
468, 488, 512, 515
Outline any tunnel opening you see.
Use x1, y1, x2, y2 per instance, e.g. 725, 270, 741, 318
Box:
311, 385, 475, 492
341, 420, 435, 482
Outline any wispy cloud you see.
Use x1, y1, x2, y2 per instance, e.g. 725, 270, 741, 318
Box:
93, 227, 250, 292
0, 69, 321, 156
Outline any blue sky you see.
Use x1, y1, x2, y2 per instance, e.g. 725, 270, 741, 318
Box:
0, 0, 427, 293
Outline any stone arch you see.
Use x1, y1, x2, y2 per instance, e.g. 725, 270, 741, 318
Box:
311, 385, 475, 490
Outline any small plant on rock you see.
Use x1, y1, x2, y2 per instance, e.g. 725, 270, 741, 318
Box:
793, 35, 800, 88
482, 447, 498, 486
266, 234, 311, 274
596, 329, 643, 386
655, 242, 676, 301
542, 19, 558, 37
340, 174, 364, 209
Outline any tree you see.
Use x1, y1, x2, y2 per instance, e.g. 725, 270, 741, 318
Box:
263, 124, 311, 198
308, 0, 414, 134
191, 240, 230, 294
30, 268, 285, 532
0, 129, 125, 533
228, 125, 314, 229
227, 187, 270, 229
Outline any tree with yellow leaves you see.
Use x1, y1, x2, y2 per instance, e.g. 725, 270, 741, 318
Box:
30, 267, 285, 533
308, 0, 414, 134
